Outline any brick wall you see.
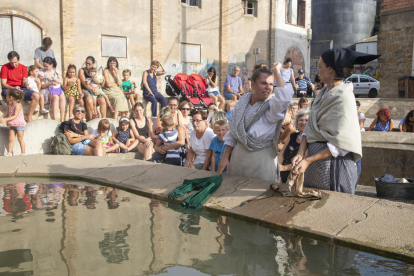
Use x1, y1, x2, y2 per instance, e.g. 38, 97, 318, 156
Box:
377, 1, 414, 97
299, 0, 306, 27
219, 0, 229, 90
151, 0, 162, 90
60, 0, 75, 76
151, 0, 162, 61
381, 0, 414, 13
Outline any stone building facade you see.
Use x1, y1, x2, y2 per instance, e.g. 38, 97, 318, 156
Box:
377, 0, 414, 97
0, 0, 312, 94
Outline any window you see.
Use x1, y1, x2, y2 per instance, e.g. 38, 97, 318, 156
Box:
101, 35, 127, 58
0, 16, 42, 66
181, 43, 201, 63
242, 0, 257, 17
286, 0, 306, 27
349, 76, 358, 83
359, 76, 370, 83
182, 0, 201, 8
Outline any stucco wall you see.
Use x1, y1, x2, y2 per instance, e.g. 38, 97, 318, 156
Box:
0, 0, 62, 71
227, 0, 271, 91
160, 1, 220, 92
73, 0, 151, 86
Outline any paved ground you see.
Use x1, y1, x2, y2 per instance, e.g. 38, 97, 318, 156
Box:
0, 154, 413, 263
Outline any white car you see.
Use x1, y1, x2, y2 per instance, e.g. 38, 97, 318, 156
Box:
346, 74, 380, 98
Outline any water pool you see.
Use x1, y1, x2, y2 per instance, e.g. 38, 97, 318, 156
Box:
0, 179, 413, 276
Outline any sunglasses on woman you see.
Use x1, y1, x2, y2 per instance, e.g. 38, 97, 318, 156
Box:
181, 108, 190, 111
76, 109, 85, 113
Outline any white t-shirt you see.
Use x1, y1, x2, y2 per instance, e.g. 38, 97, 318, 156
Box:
190, 128, 215, 165
27, 77, 39, 92
206, 78, 219, 93
358, 112, 366, 131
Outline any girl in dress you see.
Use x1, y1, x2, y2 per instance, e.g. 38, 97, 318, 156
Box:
63, 64, 84, 119
110, 117, 138, 153
0, 88, 26, 156
27, 65, 48, 115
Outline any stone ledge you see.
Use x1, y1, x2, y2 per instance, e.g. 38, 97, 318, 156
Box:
0, 154, 413, 263
361, 131, 414, 145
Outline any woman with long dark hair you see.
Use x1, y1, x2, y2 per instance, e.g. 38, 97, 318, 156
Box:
39, 57, 65, 121
102, 57, 129, 120
129, 102, 157, 160
402, 110, 414, 133
205, 67, 225, 110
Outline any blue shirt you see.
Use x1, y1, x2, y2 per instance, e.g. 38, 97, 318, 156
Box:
226, 110, 233, 121
400, 115, 407, 125
209, 136, 226, 172
295, 77, 311, 91
223, 74, 242, 94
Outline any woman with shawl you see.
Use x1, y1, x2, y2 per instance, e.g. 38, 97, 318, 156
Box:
217, 63, 294, 182
292, 48, 379, 194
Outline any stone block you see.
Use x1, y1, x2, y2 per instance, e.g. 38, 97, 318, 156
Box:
0, 155, 26, 177
337, 199, 414, 257
261, 191, 378, 238
15, 155, 117, 178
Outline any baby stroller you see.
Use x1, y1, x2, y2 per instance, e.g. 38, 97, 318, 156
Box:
188, 74, 214, 108
165, 75, 182, 99
173, 73, 203, 109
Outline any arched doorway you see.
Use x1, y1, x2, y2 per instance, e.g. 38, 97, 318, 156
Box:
0, 13, 43, 66
284, 46, 305, 78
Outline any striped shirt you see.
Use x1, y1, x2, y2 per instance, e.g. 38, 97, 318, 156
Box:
158, 128, 180, 159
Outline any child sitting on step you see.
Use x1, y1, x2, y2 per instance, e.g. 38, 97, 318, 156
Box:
109, 117, 138, 153
154, 113, 186, 166
85, 68, 115, 118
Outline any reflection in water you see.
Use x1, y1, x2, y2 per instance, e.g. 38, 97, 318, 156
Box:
0, 182, 413, 276
99, 225, 131, 264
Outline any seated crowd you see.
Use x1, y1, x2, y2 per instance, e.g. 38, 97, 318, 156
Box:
1, 41, 413, 167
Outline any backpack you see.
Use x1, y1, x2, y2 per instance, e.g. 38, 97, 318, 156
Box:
51, 134, 74, 155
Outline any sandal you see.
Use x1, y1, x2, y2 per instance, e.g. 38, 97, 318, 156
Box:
109, 106, 115, 113
5, 153, 12, 157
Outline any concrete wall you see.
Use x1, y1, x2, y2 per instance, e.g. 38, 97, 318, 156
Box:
0, 118, 119, 156
274, 0, 311, 78
291, 98, 414, 119
73, 0, 152, 86
227, 0, 271, 91
356, 98, 414, 119
0, 0, 62, 71
160, 1, 220, 91
377, 5, 414, 97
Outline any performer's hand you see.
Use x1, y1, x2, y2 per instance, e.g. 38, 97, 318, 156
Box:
272, 62, 282, 73
292, 154, 303, 165
217, 158, 230, 174
293, 159, 309, 174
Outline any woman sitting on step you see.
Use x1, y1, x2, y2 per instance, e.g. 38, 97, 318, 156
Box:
62, 104, 105, 156
368, 108, 393, 132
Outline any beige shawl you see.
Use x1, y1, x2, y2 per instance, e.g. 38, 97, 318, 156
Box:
305, 82, 362, 161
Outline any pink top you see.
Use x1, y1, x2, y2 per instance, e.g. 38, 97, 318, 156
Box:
7, 103, 26, 127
